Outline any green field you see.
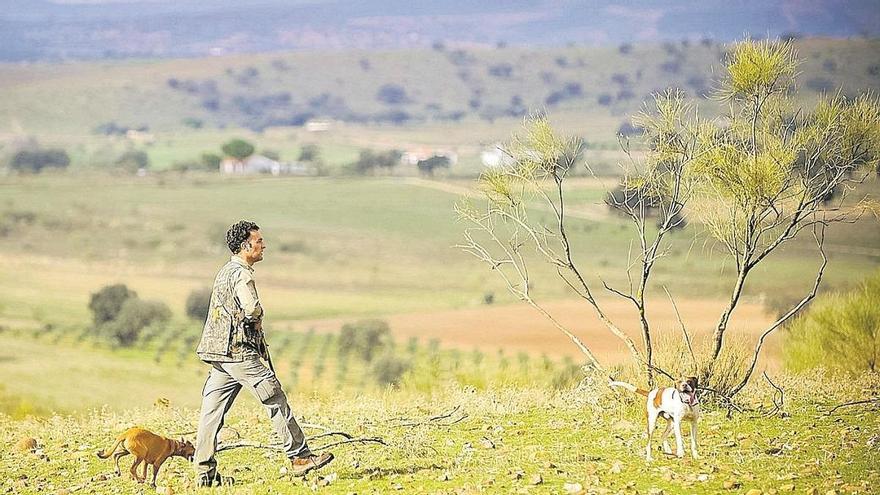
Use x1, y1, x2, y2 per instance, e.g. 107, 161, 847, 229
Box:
1, 174, 877, 334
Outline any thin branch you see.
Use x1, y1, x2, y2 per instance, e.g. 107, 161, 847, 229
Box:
390, 405, 468, 427
828, 398, 880, 414
761, 371, 785, 417
313, 437, 388, 450
730, 225, 827, 396
663, 285, 696, 372
217, 435, 387, 453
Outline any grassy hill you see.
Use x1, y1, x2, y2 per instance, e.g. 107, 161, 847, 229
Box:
1, 336, 877, 494
0, 38, 878, 174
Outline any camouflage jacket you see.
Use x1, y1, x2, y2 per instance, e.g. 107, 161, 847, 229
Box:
196, 256, 266, 362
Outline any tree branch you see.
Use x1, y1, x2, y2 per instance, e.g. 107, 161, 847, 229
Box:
730, 225, 827, 396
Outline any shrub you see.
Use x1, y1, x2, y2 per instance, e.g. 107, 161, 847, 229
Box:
88, 284, 137, 326
10, 148, 70, 173
182, 117, 203, 129
114, 150, 149, 173
371, 352, 411, 386
416, 156, 450, 177
349, 149, 401, 175
545, 82, 583, 106
551, 358, 581, 389
102, 298, 171, 347
822, 59, 837, 73
784, 271, 880, 375
805, 77, 835, 92
185, 287, 212, 321
376, 84, 409, 105
338, 319, 391, 362
298, 144, 319, 162
660, 60, 681, 74
617, 121, 642, 137
488, 63, 513, 78
201, 153, 222, 170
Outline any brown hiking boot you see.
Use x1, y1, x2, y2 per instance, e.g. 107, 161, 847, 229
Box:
290, 452, 334, 477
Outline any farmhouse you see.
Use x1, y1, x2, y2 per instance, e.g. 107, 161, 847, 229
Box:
221, 155, 309, 176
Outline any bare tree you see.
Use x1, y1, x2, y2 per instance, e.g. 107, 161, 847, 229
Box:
457, 39, 880, 395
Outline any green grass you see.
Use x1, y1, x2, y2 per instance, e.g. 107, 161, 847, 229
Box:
0, 174, 877, 332
1, 351, 877, 494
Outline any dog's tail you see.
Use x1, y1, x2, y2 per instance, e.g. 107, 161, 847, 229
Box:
96, 435, 125, 459
609, 380, 649, 397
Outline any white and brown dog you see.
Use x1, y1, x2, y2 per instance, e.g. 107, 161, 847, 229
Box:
609, 377, 700, 461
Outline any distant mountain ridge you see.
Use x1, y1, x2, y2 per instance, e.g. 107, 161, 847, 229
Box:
1, 0, 879, 61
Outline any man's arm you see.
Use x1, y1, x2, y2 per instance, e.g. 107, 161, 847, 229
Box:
234, 270, 263, 321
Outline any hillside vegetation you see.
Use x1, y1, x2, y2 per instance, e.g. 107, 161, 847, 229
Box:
3, 39, 879, 134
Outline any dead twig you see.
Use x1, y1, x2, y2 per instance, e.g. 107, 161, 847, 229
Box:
391, 405, 468, 427
829, 397, 880, 414
697, 386, 746, 418
217, 434, 387, 453
313, 437, 388, 450
761, 371, 786, 417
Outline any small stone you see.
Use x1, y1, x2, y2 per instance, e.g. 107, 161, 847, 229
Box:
609, 461, 623, 474
279, 466, 288, 475
647, 489, 664, 495
697, 474, 710, 482
317, 472, 337, 487
218, 428, 240, 443
16, 438, 37, 453
480, 438, 495, 449
563, 482, 584, 494
438, 471, 452, 482
529, 474, 543, 485
723, 480, 741, 489
779, 484, 796, 492
745, 489, 763, 495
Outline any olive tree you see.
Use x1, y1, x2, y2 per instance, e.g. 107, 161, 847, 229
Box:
456, 39, 880, 395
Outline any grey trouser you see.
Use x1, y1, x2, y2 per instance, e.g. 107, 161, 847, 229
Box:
194, 353, 311, 479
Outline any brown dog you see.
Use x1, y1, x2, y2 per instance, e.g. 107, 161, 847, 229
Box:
97, 427, 194, 486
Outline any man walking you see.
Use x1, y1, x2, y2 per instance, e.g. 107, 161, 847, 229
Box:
194, 220, 333, 486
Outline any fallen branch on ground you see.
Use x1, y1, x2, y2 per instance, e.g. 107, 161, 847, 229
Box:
389, 405, 468, 427
761, 372, 786, 417
829, 397, 880, 414
217, 433, 387, 453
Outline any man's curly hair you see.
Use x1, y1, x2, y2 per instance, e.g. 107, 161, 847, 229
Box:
226, 220, 260, 254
